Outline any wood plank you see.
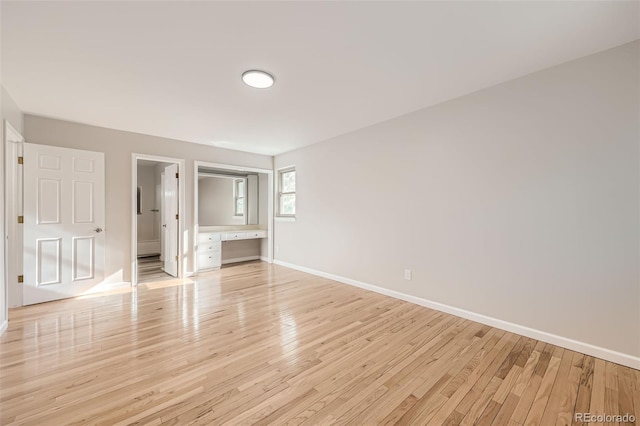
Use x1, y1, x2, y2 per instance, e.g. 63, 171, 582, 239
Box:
573, 355, 595, 426
591, 358, 607, 417
556, 355, 583, 425
523, 349, 562, 425
510, 343, 549, 425
539, 349, 572, 425
616, 366, 635, 421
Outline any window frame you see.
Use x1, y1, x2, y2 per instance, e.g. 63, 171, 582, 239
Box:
277, 166, 296, 217
233, 178, 246, 217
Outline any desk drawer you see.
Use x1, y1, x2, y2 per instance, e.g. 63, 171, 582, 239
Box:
222, 232, 247, 241
199, 242, 221, 254
198, 232, 221, 243
245, 230, 267, 239
198, 252, 221, 269
222, 231, 267, 240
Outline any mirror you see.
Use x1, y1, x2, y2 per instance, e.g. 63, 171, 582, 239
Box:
198, 172, 259, 226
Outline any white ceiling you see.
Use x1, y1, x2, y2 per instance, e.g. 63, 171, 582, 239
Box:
2, 1, 638, 156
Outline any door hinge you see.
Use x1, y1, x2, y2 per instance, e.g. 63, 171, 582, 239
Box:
17, 216, 23, 224
175, 255, 178, 261
17, 156, 23, 165
17, 275, 23, 283
175, 214, 179, 220
176, 172, 179, 179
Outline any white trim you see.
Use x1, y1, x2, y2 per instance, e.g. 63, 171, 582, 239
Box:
0, 320, 7, 335
198, 162, 272, 175
193, 167, 198, 273
221, 255, 260, 265
132, 154, 186, 286
276, 164, 296, 172
275, 217, 296, 223
193, 161, 274, 275
199, 172, 243, 179
233, 178, 246, 219
4, 121, 24, 311
259, 256, 271, 263
273, 259, 640, 370
267, 172, 274, 263
276, 166, 296, 219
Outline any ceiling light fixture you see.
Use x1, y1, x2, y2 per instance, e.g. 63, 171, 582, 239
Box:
242, 70, 275, 89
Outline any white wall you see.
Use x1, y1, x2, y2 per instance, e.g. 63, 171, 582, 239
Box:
247, 174, 258, 225
1, 87, 23, 133
258, 174, 268, 225
22, 115, 272, 306
221, 239, 260, 263
1, 87, 23, 322
274, 41, 640, 362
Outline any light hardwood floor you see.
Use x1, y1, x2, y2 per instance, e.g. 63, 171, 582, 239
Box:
137, 255, 174, 284
1, 262, 638, 425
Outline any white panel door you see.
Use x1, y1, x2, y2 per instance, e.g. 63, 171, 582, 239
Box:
162, 164, 178, 277
23, 143, 105, 305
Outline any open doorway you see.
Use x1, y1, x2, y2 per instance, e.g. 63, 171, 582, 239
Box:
132, 155, 184, 285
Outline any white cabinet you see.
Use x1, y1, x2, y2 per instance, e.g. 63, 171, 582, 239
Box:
197, 232, 221, 270
221, 230, 267, 241
245, 230, 267, 239
198, 233, 221, 243
222, 232, 246, 241
197, 229, 268, 272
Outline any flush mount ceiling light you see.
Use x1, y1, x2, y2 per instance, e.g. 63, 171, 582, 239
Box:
242, 70, 275, 89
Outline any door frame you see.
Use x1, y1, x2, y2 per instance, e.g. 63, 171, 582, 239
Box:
131, 154, 185, 286
193, 161, 274, 274
4, 121, 24, 313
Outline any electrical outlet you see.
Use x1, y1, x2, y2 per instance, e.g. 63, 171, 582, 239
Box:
404, 269, 412, 280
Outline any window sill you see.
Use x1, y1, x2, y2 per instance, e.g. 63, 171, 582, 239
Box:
275, 216, 296, 223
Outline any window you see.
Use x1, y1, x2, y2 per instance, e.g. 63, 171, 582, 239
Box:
234, 178, 245, 216
278, 167, 296, 216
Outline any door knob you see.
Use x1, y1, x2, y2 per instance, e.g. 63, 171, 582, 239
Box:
94, 227, 103, 233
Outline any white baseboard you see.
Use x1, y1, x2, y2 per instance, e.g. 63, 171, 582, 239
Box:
273, 259, 640, 370
0, 320, 7, 335
259, 256, 272, 263
222, 256, 260, 265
